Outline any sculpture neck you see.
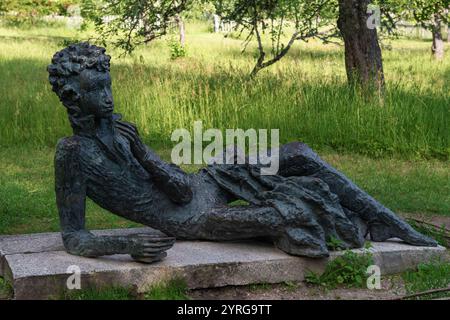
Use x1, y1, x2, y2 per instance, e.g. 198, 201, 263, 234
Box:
96, 117, 114, 138
73, 113, 119, 139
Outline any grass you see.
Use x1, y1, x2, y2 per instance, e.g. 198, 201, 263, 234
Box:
61, 278, 189, 300
0, 146, 448, 235
144, 278, 189, 300
0, 277, 13, 299
249, 283, 273, 291
406, 219, 449, 247
0, 23, 448, 159
401, 260, 450, 300
62, 286, 135, 300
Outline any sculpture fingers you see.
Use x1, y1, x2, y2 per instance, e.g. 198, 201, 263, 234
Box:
142, 239, 176, 245
137, 236, 176, 242
142, 245, 174, 254
116, 125, 138, 142
116, 121, 139, 137
131, 252, 167, 264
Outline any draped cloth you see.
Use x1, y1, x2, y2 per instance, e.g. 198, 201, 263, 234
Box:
205, 164, 366, 257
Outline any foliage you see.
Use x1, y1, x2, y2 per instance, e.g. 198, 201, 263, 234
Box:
144, 277, 190, 300
326, 235, 345, 251
374, 0, 450, 34
0, 0, 81, 27
407, 0, 449, 31
62, 286, 135, 300
168, 37, 188, 59
81, 0, 191, 53
77, 0, 448, 73
183, 0, 216, 21
402, 260, 450, 300
215, 0, 339, 76
305, 250, 374, 289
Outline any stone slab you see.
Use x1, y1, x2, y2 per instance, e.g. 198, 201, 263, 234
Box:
0, 228, 446, 299
0, 227, 154, 276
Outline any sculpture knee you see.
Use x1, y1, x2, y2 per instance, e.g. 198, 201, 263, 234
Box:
278, 142, 325, 177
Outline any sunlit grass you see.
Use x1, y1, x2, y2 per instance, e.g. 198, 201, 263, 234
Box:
402, 260, 450, 300
0, 23, 448, 158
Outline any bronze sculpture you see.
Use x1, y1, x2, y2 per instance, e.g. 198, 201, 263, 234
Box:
48, 43, 436, 263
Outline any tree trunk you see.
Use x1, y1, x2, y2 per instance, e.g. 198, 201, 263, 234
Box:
337, 0, 384, 94
213, 14, 220, 33
175, 14, 185, 47
431, 14, 444, 60
447, 24, 450, 43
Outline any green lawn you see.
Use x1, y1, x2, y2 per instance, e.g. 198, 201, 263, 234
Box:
0, 23, 448, 159
0, 146, 448, 235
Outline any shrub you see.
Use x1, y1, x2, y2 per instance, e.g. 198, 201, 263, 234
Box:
305, 250, 374, 289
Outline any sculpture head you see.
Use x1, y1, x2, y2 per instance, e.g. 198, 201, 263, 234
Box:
48, 42, 114, 132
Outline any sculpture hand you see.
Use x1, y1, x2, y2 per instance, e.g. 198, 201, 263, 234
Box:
128, 234, 176, 264
115, 120, 148, 161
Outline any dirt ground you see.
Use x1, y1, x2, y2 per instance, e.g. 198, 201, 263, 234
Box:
400, 213, 450, 229
188, 276, 408, 300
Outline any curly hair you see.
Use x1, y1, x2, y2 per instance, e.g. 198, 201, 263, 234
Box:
47, 42, 111, 132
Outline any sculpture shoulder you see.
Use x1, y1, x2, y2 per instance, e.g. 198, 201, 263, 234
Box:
55, 136, 84, 163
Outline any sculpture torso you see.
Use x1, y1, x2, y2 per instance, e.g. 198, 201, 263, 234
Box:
57, 132, 230, 232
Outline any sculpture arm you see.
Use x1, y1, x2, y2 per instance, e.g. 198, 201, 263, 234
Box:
55, 137, 175, 261
116, 120, 193, 205
139, 148, 193, 205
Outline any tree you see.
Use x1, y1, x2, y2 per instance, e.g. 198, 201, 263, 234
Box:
337, 0, 384, 93
215, 0, 339, 77
81, 0, 190, 52
378, 0, 450, 60
408, 0, 449, 60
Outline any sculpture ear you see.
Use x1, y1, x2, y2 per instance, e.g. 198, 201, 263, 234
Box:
61, 85, 80, 103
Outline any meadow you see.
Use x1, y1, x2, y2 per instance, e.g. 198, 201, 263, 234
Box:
0, 23, 449, 158
0, 22, 449, 234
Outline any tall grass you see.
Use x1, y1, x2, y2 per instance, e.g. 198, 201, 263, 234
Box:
0, 24, 448, 159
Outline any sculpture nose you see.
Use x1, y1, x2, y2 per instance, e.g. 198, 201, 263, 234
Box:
104, 90, 113, 104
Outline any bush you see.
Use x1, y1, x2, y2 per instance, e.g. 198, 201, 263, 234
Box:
168, 38, 187, 60
305, 249, 374, 289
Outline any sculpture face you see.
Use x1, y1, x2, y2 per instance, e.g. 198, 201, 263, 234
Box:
79, 69, 114, 118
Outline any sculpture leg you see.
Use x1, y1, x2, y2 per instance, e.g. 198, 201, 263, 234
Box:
276, 142, 437, 246
172, 204, 357, 258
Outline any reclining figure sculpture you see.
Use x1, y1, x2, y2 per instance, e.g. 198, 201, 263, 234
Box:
48, 43, 436, 263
